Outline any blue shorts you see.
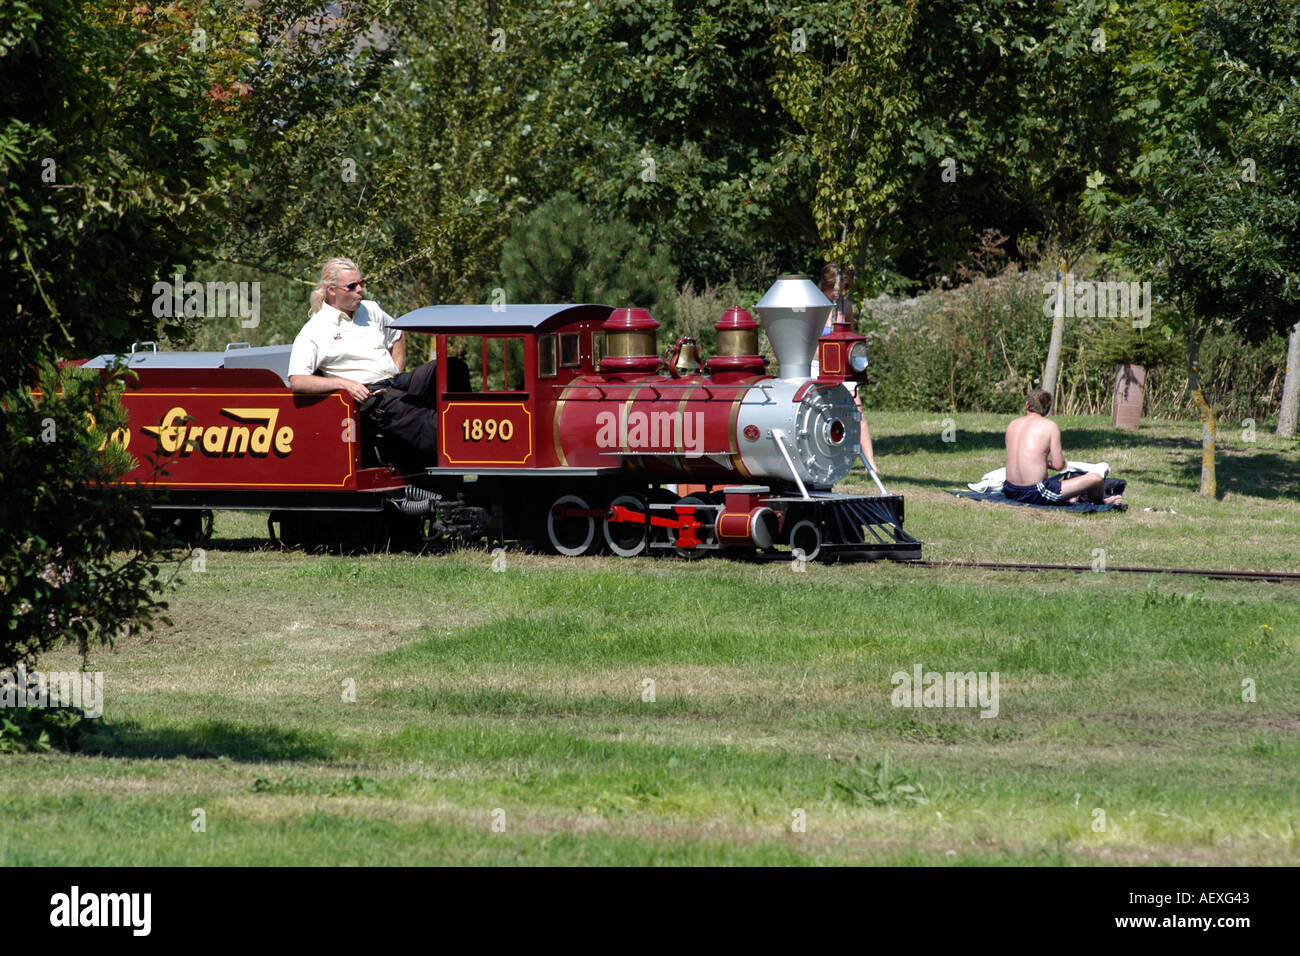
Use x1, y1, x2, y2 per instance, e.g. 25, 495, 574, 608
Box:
1002, 476, 1065, 505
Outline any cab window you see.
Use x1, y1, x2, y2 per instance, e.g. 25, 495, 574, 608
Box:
445, 335, 527, 392
538, 334, 557, 378
560, 332, 581, 368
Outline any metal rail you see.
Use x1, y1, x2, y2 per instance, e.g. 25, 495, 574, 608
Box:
914, 559, 1300, 584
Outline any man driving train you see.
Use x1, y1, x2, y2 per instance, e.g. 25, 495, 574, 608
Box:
288, 256, 438, 457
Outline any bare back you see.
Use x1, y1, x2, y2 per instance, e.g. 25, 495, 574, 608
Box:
1005, 412, 1064, 485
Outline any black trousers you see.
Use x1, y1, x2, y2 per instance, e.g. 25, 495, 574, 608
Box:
368, 361, 437, 401
364, 362, 439, 458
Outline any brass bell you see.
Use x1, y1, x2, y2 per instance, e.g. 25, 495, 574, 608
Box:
673, 337, 701, 375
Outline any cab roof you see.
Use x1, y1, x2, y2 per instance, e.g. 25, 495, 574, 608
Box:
391, 303, 614, 333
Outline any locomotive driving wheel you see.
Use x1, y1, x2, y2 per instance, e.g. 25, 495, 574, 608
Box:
603, 494, 649, 558
603, 489, 677, 558
669, 493, 717, 559
545, 493, 601, 556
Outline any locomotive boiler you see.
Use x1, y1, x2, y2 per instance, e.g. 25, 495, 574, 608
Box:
83, 275, 920, 561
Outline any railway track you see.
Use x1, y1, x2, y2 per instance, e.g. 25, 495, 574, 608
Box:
914, 559, 1300, 584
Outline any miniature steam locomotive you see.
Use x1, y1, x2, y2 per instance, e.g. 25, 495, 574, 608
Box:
82, 275, 920, 560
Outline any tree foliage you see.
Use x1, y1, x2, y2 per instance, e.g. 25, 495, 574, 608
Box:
1, 0, 256, 377
499, 193, 675, 316
220, 0, 582, 308
1, 363, 173, 670
1, 0, 253, 665
1084, 0, 1300, 494
771, 0, 919, 287
548, 0, 811, 284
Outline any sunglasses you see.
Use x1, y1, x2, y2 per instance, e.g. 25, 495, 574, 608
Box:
336, 279, 365, 291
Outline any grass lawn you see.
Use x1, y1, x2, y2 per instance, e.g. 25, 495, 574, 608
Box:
3, 413, 1298, 865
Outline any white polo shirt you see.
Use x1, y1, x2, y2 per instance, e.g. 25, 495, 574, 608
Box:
288, 301, 402, 384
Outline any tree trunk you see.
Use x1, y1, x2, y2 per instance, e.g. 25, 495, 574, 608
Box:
1187, 332, 1217, 498
1042, 259, 1066, 400
1277, 317, 1300, 439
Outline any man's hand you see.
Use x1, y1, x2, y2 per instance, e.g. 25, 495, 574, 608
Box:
289, 373, 372, 403
341, 379, 374, 403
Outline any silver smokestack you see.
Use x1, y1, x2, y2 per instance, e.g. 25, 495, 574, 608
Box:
754, 275, 831, 380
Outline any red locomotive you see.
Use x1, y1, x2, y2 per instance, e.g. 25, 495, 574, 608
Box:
82, 276, 920, 560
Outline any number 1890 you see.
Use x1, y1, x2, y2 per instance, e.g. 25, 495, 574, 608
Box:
461, 417, 514, 442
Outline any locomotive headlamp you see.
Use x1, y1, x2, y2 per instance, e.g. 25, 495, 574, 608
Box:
849, 341, 869, 374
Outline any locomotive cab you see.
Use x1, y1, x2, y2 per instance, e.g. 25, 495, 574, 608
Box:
390, 303, 617, 473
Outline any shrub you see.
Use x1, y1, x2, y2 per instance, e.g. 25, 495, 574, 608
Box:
1, 363, 174, 672
1141, 329, 1289, 424
661, 279, 770, 364
859, 267, 1054, 414
857, 269, 1288, 422
0, 706, 110, 754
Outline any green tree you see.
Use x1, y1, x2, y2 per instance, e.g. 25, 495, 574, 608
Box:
770, 0, 920, 292
213, 0, 402, 295
2, 0, 256, 374
1, 0, 256, 665
549, 0, 815, 285
1008, 2, 1120, 398
220, 0, 579, 311
891, 1, 1122, 267
499, 193, 675, 315
1, 365, 173, 671
1209, 6, 1300, 439
1085, 0, 1300, 496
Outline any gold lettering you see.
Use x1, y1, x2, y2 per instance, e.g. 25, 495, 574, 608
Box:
202, 426, 228, 454
144, 406, 190, 453
143, 406, 293, 458
249, 409, 278, 455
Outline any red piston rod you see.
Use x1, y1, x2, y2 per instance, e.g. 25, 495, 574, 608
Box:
604, 504, 699, 530
553, 503, 706, 550
607, 504, 703, 550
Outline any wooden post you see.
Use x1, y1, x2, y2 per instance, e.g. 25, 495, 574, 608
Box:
1112, 363, 1146, 429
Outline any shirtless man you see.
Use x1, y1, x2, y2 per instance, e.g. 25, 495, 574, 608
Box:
1004, 389, 1123, 506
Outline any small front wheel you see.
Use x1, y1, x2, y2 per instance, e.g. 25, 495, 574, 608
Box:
788, 518, 822, 563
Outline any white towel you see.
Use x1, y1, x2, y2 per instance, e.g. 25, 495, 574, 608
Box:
968, 461, 1109, 493
1066, 460, 1110, 478
967, 468, 1006, 493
